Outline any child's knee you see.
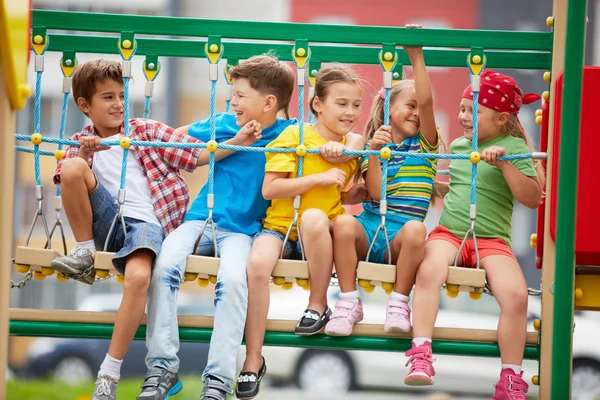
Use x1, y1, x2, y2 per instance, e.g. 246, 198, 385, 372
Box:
300, 209, 329, 235
502, 288, 528, 314
125, 266, 151, 292
416, 260, 446, 288
333, 214, 356, 239
400, 221, 427, 246
247, 254, 273, 284
60, 157, 89, 181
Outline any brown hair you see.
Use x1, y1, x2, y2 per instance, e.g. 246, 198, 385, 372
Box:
229, 54, 295, 119
72, 59, 123, 108
501, 114, 546, 187
309, 64, 362, 118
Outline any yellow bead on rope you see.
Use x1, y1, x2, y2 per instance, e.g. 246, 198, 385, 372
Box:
296, 145, 307, 157
31, 133, 43, 145
380, 147, 391, 160
207, 140, 218, 153
54, 150, 65, 160
470, 151, 481, 164
120, 137, 131, 149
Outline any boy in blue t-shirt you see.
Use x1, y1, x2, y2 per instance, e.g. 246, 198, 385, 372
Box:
137, 55, 297, 400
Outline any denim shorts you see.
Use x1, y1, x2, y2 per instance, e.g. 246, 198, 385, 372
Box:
355, 212, 405, 264
90, 180, 164, 274
255, 228, 303, 260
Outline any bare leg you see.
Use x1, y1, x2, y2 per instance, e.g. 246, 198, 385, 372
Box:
300, 208, 333, 314
482, 255, 528, 365
332, 214, 368, 293
108, 249, 154, 359
59, 158, 97, 241
242, 235, 282, 373
411, 241, 459, 339
390, 221, 427, 296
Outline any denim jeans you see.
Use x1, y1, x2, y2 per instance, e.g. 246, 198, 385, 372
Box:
145, 219, 253, 389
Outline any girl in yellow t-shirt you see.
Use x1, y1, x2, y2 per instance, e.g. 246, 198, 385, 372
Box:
235, 65, 366, 399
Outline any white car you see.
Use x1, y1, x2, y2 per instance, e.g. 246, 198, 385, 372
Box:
238, 286, 600, 398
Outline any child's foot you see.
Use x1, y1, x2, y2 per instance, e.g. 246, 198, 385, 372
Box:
136, 366, 182, 400
384, 299, 412, 333
51, 246, 95, 275
492, 368, 529, 400
91, 373, 118, 400
404, 342, 436, 386
200, 377, 233, 400
235, 356, 267, 399
295, 306, 332, 335
324, 299, 364, 336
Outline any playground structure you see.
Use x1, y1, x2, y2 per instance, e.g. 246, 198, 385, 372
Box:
0, 0, 594, 399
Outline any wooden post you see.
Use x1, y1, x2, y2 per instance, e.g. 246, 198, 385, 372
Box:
539, 0, 568, 397
0, 56, 17, 400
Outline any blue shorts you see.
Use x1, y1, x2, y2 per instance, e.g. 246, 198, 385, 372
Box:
90, 180, 164, 274
355, 212, 405, 264
255, 228, 303, 260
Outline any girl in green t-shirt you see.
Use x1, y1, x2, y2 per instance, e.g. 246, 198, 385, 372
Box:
405, 70, 544, 400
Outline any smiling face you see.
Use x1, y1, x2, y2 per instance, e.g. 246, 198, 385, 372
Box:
312, 82, 362, 140
78, 79, 124, 137
389, 88, 420, 139
458, 98, 508, 142
230, 77, 276, 127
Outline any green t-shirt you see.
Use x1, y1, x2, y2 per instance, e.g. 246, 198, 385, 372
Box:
439, 134, 537, 247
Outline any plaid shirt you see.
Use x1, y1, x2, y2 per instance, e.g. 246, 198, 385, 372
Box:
54, 118, 203, 236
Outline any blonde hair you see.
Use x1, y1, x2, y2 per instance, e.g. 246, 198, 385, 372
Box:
309, 64, 362, 118
364, 80, 415, 143
501, 114, 546, 187
229, 54, 295, 119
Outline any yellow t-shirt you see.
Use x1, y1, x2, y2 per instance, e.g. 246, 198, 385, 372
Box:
263, 124, 358, 241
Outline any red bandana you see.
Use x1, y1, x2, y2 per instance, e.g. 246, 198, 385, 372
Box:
462, 69, 540, 114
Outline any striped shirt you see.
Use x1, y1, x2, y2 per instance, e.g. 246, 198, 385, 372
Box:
361, 132, 439, 224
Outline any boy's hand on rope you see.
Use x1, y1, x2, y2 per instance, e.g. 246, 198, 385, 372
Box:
481, 146, 509, 167
236, 120, 262, 146
369, 126, 392, 150
342, 183, 370, 205
79, 136, 110, 157
320, 141, 347, 160
403, 24, 424, 58
317, 168, 347, 190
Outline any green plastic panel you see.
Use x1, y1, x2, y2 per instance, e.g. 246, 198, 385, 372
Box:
33, 10, 552, 51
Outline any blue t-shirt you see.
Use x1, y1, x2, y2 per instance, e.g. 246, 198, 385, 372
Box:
185, 113, 297, 235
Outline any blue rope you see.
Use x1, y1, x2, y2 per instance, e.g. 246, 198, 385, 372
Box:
144, 96, 151, 119
209, 79, 216, 195
225, 99, 230, 113
34, 72, 42, 134
16, 146, 54, 156
13, 134, 540, 161
297, 84, 305, 178
56, 92, 69, 196
471, 90, 478, 206
381, 87, 391, 202
120, 76, 131, 190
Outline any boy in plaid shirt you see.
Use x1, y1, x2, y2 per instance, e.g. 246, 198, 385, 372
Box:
51, 59, 204, 400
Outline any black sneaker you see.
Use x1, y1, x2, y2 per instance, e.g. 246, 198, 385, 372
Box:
136, 366, 182, 400
235, 357, 267, 399
295, 307, 332, 335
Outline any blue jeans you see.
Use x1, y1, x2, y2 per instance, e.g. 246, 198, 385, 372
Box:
89, 181, 164, 274
145, 219, 253, 389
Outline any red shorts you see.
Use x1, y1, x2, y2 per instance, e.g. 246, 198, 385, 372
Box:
427, 225, 517, 268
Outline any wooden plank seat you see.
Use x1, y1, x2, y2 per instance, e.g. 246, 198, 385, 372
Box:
445, 266, 487, 300
93, 251, 121, 282
14, 246, 59, 280
271, 259, 310, 290
356, 261, 396, 294
185, 255, 220, 287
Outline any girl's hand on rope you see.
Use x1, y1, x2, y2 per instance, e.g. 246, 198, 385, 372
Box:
317, 168, 346, 190
481, 145, 509, 168
369, 126, 392, 150
236, 120, 262, 146
79, 136, 110, 158
341, 183, 370, 205
403, 24, 424, 58
320, 141, 346, 160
